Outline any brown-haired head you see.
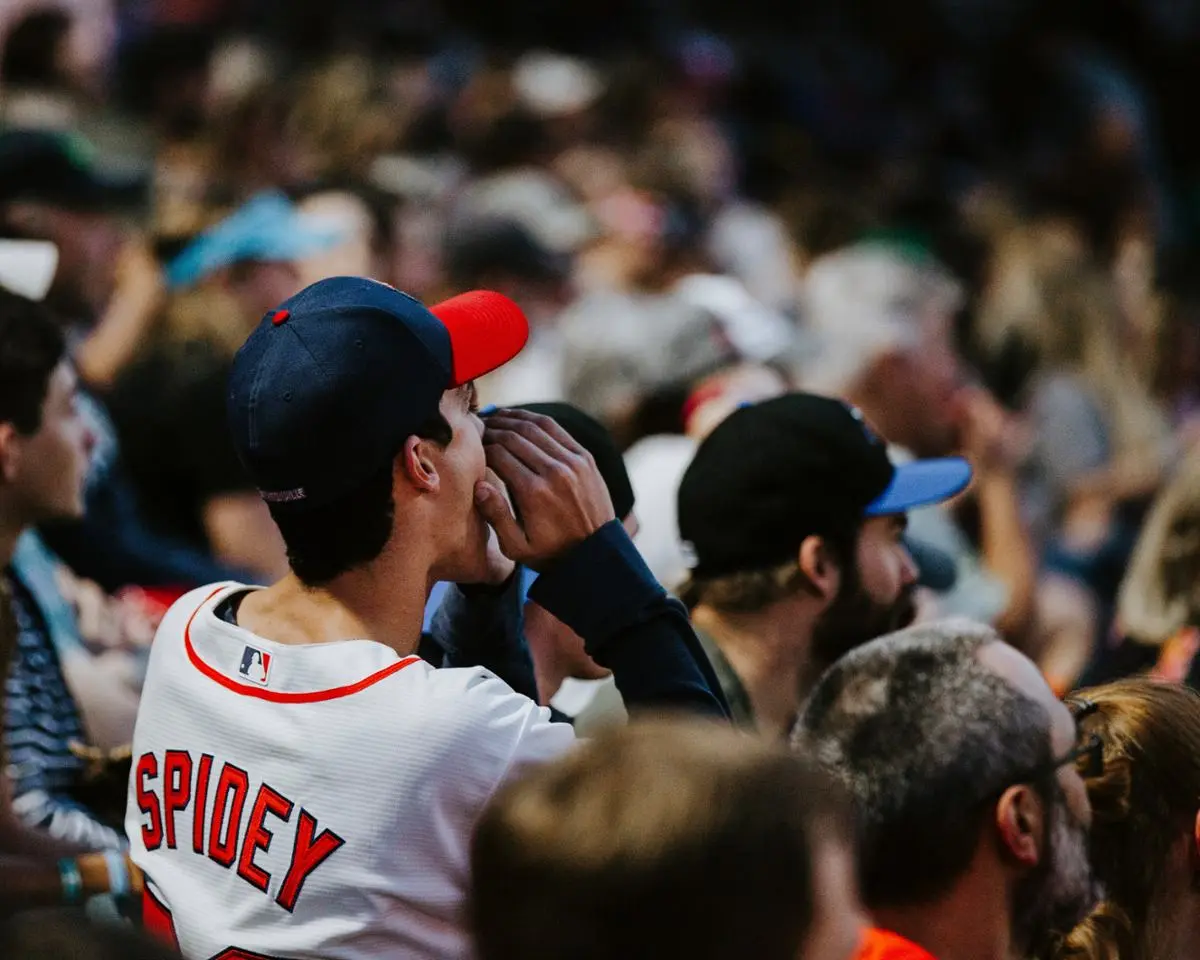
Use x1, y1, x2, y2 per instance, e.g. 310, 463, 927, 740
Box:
469, 716, 863, 960
1058, 679, 1200, 960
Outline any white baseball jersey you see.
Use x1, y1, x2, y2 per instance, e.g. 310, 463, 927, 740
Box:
126, 583, 575, 960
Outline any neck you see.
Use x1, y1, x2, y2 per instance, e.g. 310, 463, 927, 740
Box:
691, 601, 816, 739
238, 532, 433, 658
870, 880, 1018, 960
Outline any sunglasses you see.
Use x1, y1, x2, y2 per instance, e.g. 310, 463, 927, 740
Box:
1060, 697, 1105, 779
981, 698, 1105, 806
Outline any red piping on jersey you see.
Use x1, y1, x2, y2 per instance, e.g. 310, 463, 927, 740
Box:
183, 587, 420, 703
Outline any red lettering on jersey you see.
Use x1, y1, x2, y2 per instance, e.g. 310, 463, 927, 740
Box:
162, 750, 193, 849
193, 753, 214, 854
208, 764, 250, 868
236, 783, 294, 893
275, 809, 345, 912
136, 752, 163, 850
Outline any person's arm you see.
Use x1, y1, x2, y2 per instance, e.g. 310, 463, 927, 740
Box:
476, 408, 729, 721
8, 784, 126, 853
973, 470, 1037, 642
0, 768, 86, 858
5, 643, 127, 851
960, 389, 1037, 643
529, 521, 730, 719
74, 239, 164, 391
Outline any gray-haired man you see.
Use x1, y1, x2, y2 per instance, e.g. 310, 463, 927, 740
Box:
793, 619, 1100, 960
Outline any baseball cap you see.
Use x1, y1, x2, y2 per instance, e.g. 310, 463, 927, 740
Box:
0, 130, 148, 211
227, 277, 529, 508
677, 393, 972, 578
165, 191, 344, 290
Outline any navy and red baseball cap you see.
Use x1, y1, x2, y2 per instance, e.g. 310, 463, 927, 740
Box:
677, 393, 972, 579
227, 276, 528, 508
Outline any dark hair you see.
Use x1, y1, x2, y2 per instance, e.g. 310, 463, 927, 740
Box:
0, 288, 67, 435
679, 521, 860, 614
471, 717, 851, 960
269, 412, 452, 586
0, 10, 71, 87
795, 620, 1053, 908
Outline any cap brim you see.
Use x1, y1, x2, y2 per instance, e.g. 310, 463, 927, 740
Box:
865, 457, 972, 516
0, 240, 58, 300
430, 290, 530, 385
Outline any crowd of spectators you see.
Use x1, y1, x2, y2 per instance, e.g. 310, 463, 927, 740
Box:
2, 1, 1200, 958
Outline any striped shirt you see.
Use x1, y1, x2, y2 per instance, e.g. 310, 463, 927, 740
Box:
3, 567, 124, 850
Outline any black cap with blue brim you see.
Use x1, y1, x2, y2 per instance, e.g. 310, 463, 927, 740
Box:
677, 393, 972, 580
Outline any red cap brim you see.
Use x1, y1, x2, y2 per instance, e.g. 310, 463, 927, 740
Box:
430, 290, 530, 386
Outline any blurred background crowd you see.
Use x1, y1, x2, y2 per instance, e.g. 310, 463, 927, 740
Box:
2, 0, 1200, 953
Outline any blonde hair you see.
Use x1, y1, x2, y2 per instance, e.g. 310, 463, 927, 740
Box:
976, 228, 1169, 466
288, 56, 394, 180
1057, 680, 1200, 960
1117, 446, 1200, 644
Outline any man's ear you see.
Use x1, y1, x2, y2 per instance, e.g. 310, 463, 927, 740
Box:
995, 785, 1045, 869
797, 535, 841, 602
400, 435, 440, 493
0, 423, 23, 484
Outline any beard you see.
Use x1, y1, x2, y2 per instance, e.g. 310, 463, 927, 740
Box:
808, 571, 917, 679
1013, 787, 1101, 958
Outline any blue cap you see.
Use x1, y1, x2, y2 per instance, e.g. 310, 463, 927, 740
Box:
227, 276, 529, 508
865, 457, 973, 517
164, 191, 343, 290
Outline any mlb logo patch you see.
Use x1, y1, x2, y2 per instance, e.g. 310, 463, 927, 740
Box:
238, 645, 272, 686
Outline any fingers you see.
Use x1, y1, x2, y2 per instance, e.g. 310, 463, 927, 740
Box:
485, 424, 565, 476
483, 441, 550, 548
483, 440, 540, 490
485, 409, 590, 461
474, 477, 529, 560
